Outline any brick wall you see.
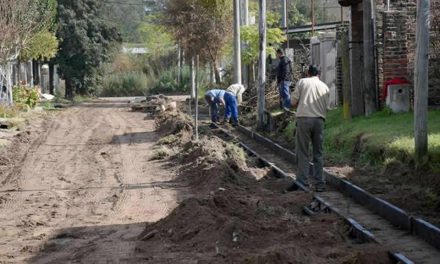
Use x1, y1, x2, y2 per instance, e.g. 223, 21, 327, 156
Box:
382, 11, 411, 83
379, 0, 440, 106
430, 0, 440, 105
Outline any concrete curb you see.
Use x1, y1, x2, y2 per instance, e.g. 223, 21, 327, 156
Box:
234, 125, 440, 251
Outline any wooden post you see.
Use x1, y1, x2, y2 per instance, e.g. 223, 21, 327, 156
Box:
234, 0, 242, 84
257, 0, 266, 130
341, 27, 351, 120
195, 55, 199, 141
190, 55, 195, 99
350, 3, 365, 117
363, 0, 378, 116
414, 0, 430, 166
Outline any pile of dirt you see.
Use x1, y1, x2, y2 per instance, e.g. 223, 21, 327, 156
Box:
135, 131, 392, 263
155, 110, 194, 146
130, 94, 175, 113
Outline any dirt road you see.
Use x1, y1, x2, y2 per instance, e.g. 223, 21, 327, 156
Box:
0, 99, 187, 263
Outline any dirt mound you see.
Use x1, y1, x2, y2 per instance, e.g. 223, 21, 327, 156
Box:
155, 110, 194, 145
136, 133, 392, 263
131, 94, 174, 113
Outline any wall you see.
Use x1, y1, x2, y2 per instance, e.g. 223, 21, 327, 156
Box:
379, 0, 440, 106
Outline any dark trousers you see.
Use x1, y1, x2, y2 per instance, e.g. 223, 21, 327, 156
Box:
224, 92, 238, 123
209, 102, 219, 122
295, 117, 325, 188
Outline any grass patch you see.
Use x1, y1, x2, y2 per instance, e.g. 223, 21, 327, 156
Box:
150, 146, 172, 160
0, 105, 20, 118
323, 108, 440, 170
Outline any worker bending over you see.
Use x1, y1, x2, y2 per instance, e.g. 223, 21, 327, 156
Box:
224, 83, 245, 127
205, 89, 226, 128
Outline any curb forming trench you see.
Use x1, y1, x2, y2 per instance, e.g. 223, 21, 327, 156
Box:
212, 123, 440, 264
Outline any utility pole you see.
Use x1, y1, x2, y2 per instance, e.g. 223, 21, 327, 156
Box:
282, 0, 287, 30
414, 0, 431, 166
233, 0, 242, 84
311, 0, 315, 35
363, 0, 377, 116
257, 0, 266, 130
282, 0, 289, 48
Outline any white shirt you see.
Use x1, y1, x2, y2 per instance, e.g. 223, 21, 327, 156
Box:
292, 76, 330, 119
226, 84, 246, 104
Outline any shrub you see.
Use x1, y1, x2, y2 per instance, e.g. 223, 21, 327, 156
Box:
100, 71, 148, 97
12, 85, 39, 109
149, 66, 197, 95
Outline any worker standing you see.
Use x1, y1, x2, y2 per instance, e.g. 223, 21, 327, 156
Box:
286, 65, 330, 192
276, 48, 293, 110
224, 83, 246, 127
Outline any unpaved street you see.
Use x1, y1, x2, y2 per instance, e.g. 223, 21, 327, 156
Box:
0, 99, 186, 263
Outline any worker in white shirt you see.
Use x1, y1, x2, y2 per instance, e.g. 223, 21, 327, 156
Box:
224, 83, 246, 127
285, 65, 330, 192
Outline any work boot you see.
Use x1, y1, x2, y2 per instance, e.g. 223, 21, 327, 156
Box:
283, 182, 300, 193
209, 123, 217, 129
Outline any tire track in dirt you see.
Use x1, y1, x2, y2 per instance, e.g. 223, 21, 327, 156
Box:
0, 99, 185, 263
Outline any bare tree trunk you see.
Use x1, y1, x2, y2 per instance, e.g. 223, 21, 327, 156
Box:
65, 78, 74, 99
49, 62, 55, 95
194, 55, 199, 141
16, 60, 21, 85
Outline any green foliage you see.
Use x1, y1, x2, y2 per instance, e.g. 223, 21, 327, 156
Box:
138, 16, 175, 55
149, 68, 190, 94
100, 71, 148, 97
12, 85, 40, 109
56, 0, 122, 98
21, 31, 59, 61
241, 11, 287, 65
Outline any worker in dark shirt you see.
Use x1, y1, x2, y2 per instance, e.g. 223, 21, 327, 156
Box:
276, 48, 293, 109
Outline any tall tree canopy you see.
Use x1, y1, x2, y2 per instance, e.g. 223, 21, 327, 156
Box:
0, 0, 55, 63
56, 0, 122, 98
161, 0, 233, 83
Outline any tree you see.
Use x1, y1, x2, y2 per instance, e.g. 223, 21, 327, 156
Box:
0, 0, 53, 63
20, 31, 59, 61
56, 0, 122, 98
161, 0, 233, 84
100, 0, 146, 43
0, 0, 56, 104
241, 12, 286, 65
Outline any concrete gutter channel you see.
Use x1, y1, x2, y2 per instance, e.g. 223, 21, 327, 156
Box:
212, 123, 440, 264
